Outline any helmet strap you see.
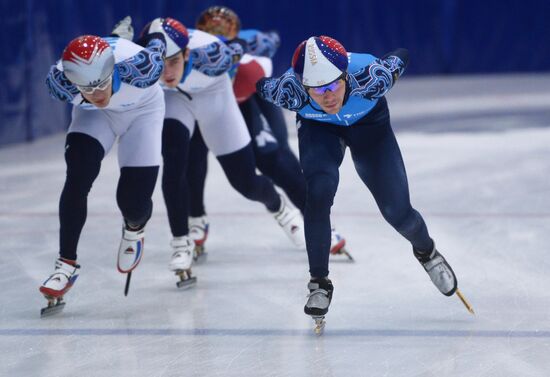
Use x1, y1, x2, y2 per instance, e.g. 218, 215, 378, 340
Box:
341, 73, 351, 106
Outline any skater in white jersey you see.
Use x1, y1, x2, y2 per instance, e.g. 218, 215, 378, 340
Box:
39, 17, 166, 316
139, 17, 305, 288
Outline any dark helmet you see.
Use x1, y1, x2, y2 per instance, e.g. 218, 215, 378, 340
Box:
196, 6, 241, 39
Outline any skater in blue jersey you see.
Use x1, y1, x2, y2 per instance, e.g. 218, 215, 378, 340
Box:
190, 6, 349, 259
257, 36, 469, 332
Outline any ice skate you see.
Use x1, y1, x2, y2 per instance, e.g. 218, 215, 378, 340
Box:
273, 196, 305, 249
117, 226, 145, 273
414, 243, 457, 296
169, 235, 197, 289
189, 216, 209, 263
304, 277, 334, 335
117, 225, 145, 296
39, 258, 80, 317
329, 228, 354, 261
414, 243, 475, 314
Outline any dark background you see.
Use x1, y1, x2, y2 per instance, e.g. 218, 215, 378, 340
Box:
1, 0, 549, 146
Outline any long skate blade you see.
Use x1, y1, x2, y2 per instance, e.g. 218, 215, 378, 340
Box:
455, 288, 475, 315
124, 272, 132, 296
330, 246, 355, 262
40, 301, 65, 317
176, 276, 197, 289
342, 249, 355, 262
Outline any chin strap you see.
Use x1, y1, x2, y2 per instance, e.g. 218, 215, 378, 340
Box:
341, 73, 351, 106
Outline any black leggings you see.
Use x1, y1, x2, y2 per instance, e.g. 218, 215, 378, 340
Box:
297, 98, 432, 277
187, 126, 208, 217
59, 132, 158, 260
240, 95, 306, 212
162, 118, 281, 237
186, 95, 307, 214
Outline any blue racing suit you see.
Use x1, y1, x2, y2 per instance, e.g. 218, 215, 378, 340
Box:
257, 49, 434, 277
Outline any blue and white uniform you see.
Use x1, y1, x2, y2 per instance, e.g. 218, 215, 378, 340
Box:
163, 29, 251, 156
46, 36, 166, 167
161, 29, 282, 239
186, 27, 308, 217
258, 50, 436, 278
230, 28, 307, 213
257, 52, 406, 126
45, 35, 166, 261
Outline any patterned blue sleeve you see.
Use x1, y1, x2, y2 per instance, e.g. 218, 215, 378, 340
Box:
349, 54, 407, 100
190, 41, 234, 76
256, 70, 308, 112
45, 65, 79, 103
118, 38, 165, 88
248, 31, 280, 58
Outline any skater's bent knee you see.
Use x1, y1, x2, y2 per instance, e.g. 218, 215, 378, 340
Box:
307, 175, 338, 203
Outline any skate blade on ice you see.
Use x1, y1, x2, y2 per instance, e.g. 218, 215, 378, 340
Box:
174, 270, 197, 289
456, 288, 475, 315
40, 297, 66, 317
124, 272, 132, 296
312, 315, 326, 335
331, 247, 355, 262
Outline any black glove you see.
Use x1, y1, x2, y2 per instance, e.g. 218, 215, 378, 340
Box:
382, 48, 409, 65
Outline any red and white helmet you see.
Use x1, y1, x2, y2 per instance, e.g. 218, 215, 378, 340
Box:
141, 17, 189, 58
61, 35, 114, 87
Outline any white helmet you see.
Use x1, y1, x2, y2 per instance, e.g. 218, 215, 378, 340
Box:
61, 35, 114, 87
141, 17, 189, 58
292, 36, 348, 87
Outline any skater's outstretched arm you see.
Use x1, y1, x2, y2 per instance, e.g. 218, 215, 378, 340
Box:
239, 29, 280, 58
45, 65, 80, 103
256, 70, 309, 112
118, 34, 166, 88
190, 38, 245, 76
348, 49, 409, 100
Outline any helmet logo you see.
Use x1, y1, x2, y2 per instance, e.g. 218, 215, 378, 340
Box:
307, 39, 317, 65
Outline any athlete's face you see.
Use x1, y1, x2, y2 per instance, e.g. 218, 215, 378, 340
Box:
161, 50, 189, 88
306, 79, 346, 114
80, 80, 113, 108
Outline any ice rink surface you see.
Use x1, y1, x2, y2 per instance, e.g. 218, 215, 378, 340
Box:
1, 75, 549, 377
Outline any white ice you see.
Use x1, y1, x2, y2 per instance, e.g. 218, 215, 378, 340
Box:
1, 74, 549, 377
